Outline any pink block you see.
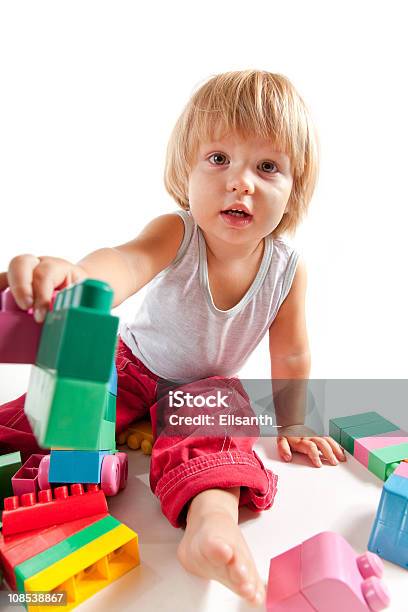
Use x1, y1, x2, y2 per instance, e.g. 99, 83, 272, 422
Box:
11, 453, 45, 496
393, 461, 408, 479
354, 431, 408, 467
267, 531, 391, 612
0, 288, 43, 363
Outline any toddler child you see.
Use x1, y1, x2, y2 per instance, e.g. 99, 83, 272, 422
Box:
0, 69, 346, 607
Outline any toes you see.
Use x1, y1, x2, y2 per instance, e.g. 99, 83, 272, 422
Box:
201, 536, 234, 567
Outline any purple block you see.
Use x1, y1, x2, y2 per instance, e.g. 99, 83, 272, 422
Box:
0, 289, 43, 363
354, 430, 408, 467
11, 453, 45, 496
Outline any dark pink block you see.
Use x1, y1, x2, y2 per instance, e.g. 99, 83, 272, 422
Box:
354, 430, 408, 467
0, 289, 42, 363
11, 453, 45, 496
394, 461, 408, 478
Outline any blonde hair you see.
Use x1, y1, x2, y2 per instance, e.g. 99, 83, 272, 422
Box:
164, 70, 319, 236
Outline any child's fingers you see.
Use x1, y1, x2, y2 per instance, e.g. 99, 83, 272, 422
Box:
8, 254, 40, 310
291, 439, 322, 467
309, 437, 341, 466
324, 437, 347, 461
276, 436, 292, 462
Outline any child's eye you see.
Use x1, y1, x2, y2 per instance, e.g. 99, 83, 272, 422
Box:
260, 160, 278, 173
208, 153, 228, 165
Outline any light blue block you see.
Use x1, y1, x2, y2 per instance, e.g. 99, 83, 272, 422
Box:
368, 473, 408, 569
49, 450, 111, 483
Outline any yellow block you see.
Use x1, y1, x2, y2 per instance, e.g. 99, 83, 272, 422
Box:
25, 524, 140, 611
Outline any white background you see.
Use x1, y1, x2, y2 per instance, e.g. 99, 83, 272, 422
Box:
1, 4, 408, 611
1, 1, 408, 379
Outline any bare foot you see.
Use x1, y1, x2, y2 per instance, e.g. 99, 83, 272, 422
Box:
177, 488, 265, 606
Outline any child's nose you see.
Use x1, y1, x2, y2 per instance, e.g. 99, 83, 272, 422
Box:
227, 175, 255, 195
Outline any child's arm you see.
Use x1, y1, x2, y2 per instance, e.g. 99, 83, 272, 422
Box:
269, 258, 346, 467
3, 213, 185, 320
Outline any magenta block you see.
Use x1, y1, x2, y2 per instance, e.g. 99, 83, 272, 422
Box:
354, 430, 408, 467
393, 461, 408, 478
267, 531, 390, 612
11, 453, 45, 496
0, 289, 43, 363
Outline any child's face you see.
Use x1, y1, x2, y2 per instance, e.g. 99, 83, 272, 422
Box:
188, 131, 293, 245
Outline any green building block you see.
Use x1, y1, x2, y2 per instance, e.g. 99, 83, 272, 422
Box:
105, 392, 116, 423
0, 451, 22, 501
97, 419, 116, 451
329, 412, 383, 443
341, 419, 399, 455
24, 365, 108, 449
15, 515, 120, 594
36, 280, 119, 383
368, 443, 408, 480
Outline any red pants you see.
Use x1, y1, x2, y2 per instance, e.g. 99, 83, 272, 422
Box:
0, 338, 278, 527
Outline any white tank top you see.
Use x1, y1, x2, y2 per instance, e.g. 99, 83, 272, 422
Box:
120, 210, 299, 384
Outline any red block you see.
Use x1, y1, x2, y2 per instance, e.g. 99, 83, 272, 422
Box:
2, 483, 108, 537
0, 289, 43, 363
0, 513, 107, 590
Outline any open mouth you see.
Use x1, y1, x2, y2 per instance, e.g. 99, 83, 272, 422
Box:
221, 209, 252, 218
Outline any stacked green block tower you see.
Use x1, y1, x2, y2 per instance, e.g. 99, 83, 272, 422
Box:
24, 280, 119, 450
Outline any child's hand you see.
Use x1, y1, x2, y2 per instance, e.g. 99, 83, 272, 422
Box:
5, 255, 87, 323
277, 425, 347, 468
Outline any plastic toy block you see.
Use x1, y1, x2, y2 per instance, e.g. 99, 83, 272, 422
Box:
354, 430, 408, 467
267, 531, 390, 611
329, 412, 384, 443
108, 364, 117, 396
117, 420, 153, 455
0, 452, 22, 501
16, 521, 140, 610
11, 454, 44, 496
367, 442, 408, 480
24, 365, 108, 449
49, 451, 112, 484
0, 289, 43, 364
368, 467, 408, 569
96, 420, 116, 451
2, 483, 107, 537
35, 280, 119, 383
14, 515, 122, 592
104, 392, 116, 423
0, 513, 106, 591
340, 420, 399, 455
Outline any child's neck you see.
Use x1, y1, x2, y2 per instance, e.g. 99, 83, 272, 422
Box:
202, 230, 264, 266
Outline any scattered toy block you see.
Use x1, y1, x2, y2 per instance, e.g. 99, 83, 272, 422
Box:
48, 451, 113, 484
2, 484, 107, 537
15, 518, 139, 610
11, 454, 45, 496
341, 420, 400, 455
368, 463, 408, 569
0, 289, 43, 363
24, 365, 108, 449
0, 513, 107, 591
368, 443, 408, 481
0, 452, 22, 502
35, 280, 119, 383
329, 412, 382, 443
267, 531, 390, 611
354, 430, 408, 468
329, 413, 399, 454
117, 420, 153, 455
